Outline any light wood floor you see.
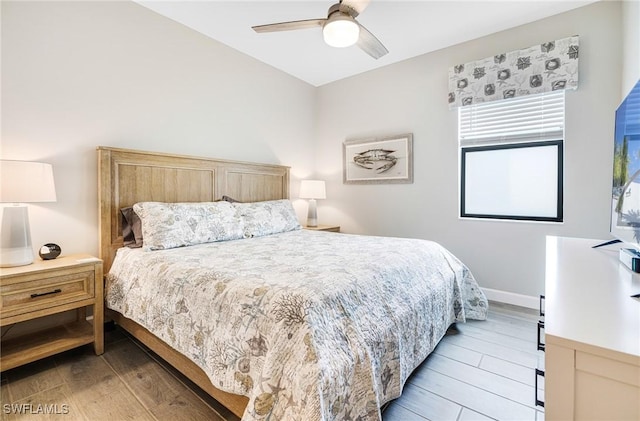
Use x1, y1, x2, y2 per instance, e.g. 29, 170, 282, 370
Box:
383, 302, 545, 421
1, 302, 544, 420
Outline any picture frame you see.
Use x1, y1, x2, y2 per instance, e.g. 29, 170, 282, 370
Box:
343, 133, 413, 184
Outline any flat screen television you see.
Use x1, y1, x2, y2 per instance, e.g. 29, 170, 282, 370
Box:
611, 79, 640, 247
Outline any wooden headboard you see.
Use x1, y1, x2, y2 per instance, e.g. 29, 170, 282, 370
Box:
98, 146, 290, 272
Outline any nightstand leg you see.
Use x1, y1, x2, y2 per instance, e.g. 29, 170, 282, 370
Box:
93, 271, 104, 355
94, 308, 104, 355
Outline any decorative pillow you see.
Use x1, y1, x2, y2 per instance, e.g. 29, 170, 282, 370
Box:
120, 207, 143, 248
133, 201, 244, 251
233, 199, 301, 238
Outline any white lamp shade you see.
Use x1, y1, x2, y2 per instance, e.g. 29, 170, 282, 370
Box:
299, 180, 326, 199
323, 14, 359, 48
0, 161, 57, 203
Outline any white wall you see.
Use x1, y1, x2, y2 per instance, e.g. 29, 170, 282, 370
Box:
1, 1, 317, 257
314, 1, 622, 299
622, 0, 640, 96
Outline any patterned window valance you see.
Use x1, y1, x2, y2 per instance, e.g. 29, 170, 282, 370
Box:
448, 35, 579, 109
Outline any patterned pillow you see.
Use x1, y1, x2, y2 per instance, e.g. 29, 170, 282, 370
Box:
133, 201, 244, 251
234, 199, 301, 238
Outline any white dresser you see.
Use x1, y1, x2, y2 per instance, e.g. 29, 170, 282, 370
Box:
544, 236, 640, 420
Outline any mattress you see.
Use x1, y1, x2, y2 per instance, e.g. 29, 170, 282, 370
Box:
106, 229, 488, 420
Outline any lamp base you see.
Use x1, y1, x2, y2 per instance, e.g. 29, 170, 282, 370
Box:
0, 247, 34, 267
306, 199, 318, 227
0, 205, 34, 267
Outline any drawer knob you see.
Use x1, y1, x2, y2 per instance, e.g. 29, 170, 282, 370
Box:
30, 288, 62, 299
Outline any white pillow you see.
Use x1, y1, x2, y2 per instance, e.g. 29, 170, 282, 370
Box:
133, 201, 244, 251
233, 199, 301, 238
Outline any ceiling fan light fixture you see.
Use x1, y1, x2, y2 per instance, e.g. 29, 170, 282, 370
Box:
322, 13, 359, 48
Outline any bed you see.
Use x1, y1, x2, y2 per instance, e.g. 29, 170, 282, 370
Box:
98, 146, 488, 421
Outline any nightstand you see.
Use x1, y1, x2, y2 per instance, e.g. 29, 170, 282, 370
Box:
303, 225, 340, 233
0, 254, 104, 371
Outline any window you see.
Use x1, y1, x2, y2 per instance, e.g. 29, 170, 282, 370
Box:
459, 91, 564, 222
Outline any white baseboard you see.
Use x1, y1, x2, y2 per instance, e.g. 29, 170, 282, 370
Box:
482, 288, 539, 310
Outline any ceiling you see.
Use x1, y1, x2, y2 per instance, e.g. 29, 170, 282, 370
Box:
136, 0, 596, 87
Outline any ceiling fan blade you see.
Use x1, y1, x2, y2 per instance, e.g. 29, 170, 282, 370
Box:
340, 0, 371, 17
356, 22, 388, 59
252, 19, 325, 33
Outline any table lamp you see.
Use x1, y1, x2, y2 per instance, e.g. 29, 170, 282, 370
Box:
299, 180, 326, 227
0, 160, 57, 267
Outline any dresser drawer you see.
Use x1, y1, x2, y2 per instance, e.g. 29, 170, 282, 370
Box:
1, 266, 95, 319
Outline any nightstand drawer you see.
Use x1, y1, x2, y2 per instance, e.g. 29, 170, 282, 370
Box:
1, 266, 95, 319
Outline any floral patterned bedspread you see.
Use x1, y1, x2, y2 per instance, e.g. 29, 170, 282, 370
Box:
106, 230, 488, 421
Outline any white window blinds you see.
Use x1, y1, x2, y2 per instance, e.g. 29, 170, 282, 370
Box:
459, 91, 565, 146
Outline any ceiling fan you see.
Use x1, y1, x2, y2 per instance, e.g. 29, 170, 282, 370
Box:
252, 0, 388, 60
